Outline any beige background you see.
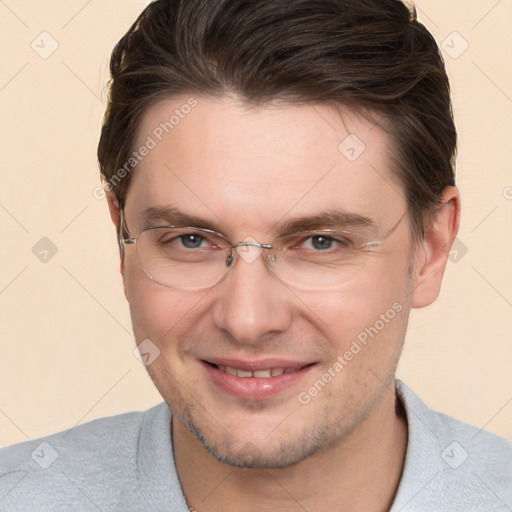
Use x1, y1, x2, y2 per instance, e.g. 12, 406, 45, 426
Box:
0, 0, 511, 447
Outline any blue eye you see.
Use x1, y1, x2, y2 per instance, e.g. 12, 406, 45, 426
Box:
179, 234, 205, 248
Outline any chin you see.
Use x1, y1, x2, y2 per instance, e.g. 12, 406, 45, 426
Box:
196, 431, 321, 469
176, 406, 344, 469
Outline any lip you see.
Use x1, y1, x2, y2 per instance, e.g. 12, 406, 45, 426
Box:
204, 357, 313, 372
200, 358, 316, 400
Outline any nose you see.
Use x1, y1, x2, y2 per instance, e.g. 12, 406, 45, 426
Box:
211, 245, 293, 345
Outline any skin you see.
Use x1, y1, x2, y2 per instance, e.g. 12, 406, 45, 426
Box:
106, 94, 460, 511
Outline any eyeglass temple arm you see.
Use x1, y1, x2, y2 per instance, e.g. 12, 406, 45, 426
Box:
365, 211, 407, 247
118, 208, 136, 245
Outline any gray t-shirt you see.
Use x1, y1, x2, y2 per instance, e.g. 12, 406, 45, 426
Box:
1, 380, 511, 511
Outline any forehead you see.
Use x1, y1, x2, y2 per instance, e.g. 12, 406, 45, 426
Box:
124, 94, 406, 234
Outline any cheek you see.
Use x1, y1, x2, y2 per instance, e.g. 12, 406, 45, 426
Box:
124, 255, 208, 342
297, 267, 409, 336
290, 254, 412, 377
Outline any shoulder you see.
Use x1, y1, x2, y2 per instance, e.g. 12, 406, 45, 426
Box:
393, 381, 512, 511
0, 408, 147, 471
0, 403, 169, 511
397, 379, 512, 468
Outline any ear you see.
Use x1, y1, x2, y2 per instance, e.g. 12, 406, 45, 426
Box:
411, 186, 460, 308
105, 188, 128, 300
106, 186, 120, 229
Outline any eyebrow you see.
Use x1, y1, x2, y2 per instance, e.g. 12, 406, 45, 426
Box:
140, 205, 377, 235
141, 206, 222, 232
274, 210, 377, 234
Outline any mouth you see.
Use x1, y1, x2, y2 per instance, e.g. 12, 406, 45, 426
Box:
208, 362, 308, 378
201, 359, 316, 400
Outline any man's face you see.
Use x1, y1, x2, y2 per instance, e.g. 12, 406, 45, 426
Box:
121, 95, 415, 468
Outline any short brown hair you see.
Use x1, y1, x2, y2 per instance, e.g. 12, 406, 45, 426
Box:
98, 0, 456, 240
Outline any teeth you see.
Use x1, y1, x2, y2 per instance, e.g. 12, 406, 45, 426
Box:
253, 370, 272, 378
215, 364, 301, 378
224, 366, 237, 376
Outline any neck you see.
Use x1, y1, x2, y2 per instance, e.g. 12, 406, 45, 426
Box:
173, 389, 408, 512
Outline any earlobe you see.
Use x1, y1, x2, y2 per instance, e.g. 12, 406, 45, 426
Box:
411, 186, 461, 308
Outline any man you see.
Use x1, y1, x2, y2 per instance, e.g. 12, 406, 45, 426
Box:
1, 0, 511, 510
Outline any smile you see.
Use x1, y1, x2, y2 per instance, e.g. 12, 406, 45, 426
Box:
202, 360, 315, 400
215, 365, 305, 378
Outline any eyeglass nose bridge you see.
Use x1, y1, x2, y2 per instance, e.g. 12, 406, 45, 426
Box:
226, 240, 273, 267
